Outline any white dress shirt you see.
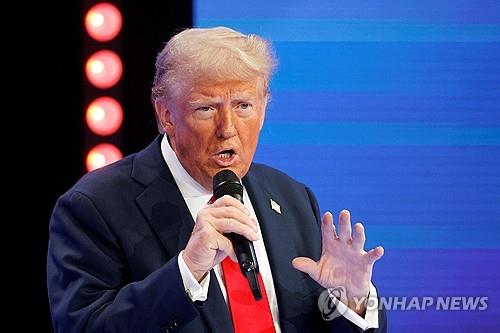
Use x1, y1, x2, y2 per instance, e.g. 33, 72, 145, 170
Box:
160, 135, 378, 331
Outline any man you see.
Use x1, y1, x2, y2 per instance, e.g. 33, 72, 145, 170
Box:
47, 27, 387, 332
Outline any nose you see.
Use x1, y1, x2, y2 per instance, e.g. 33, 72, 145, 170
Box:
215, 106, 237, 139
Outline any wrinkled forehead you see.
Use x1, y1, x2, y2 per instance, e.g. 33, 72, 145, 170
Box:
175, 77, 268, 104
192, 79, 259, 96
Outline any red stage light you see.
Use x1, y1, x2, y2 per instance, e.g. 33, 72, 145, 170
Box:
86, 143, 123, 172
86, 96, 123, 136
85, 2, 122, 42
85, 50, 123, 89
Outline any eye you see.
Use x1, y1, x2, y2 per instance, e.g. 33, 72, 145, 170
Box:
193, 105, 217, 119
196, 106, 214, 112
238, 102, 252, 110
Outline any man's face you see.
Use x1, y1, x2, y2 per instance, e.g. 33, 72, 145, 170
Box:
158, 79, 267, 191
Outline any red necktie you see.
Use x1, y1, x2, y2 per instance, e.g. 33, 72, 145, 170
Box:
208, 195, 276, 332
221, 258, 276, 333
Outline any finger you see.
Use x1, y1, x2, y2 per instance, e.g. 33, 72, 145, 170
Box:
366, 246, 385, 264
211, 195, 250, 215
321, 211, 337, 242
292, 257, 318, 279
208, 206, 257, 232
210, 218, 259, 241
338, 209, 352, 241
213, 233, 237, 262
352, 222, 366, 251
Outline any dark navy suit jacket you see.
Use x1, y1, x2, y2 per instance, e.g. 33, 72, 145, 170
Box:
47, 136, 387, 333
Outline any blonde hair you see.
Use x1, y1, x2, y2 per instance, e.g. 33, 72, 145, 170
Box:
151, 26, 276, 112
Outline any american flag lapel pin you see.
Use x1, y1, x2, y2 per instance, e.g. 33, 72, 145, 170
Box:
270, 198, 281, 214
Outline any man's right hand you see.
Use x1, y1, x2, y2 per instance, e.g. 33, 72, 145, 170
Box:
182, 195, 259, 281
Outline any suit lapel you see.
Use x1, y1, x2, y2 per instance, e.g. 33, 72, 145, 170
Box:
132, 136, 233, 333
135, 175, 193, 256
243, 168, 311, 327
196, 270, 234, 333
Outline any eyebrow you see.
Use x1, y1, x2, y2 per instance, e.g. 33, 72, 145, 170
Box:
187, 92, 256, 106
187, 96, 222, 106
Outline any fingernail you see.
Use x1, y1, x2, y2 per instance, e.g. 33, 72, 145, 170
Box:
341, 211, 348, 221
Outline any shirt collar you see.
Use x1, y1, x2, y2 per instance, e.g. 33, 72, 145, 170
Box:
160, 134, 211, 198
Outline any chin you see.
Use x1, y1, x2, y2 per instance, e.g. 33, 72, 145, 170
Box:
233, 165, 250, 179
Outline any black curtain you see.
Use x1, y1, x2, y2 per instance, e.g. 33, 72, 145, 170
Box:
34, 1, 192, 331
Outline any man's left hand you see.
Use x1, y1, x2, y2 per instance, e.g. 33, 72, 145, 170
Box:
292, 210, 384, 316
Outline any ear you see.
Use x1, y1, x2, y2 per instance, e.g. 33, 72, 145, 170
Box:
155, 100, 175, 136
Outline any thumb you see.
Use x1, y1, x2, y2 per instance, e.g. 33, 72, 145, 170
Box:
366, 246, 385, 264
292, 257, 318, 277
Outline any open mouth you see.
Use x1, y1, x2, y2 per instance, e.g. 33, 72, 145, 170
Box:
217, 149, 235, 160
213, 149, 237, 166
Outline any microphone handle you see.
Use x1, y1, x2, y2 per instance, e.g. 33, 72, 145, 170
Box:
228, 232, 262, 300
225, 193, 262, 300
229, 233, 259, 274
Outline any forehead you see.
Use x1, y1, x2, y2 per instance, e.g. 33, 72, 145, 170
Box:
187, 79, 261, 100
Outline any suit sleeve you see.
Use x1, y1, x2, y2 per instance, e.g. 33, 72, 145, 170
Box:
47, 190, 199, 333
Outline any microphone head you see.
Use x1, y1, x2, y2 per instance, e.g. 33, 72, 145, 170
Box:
212, 169, 243, 201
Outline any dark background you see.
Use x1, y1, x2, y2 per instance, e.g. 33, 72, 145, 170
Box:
33, 1, 192, 331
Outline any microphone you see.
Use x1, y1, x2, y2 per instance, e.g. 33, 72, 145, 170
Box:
212, 169, 262, 300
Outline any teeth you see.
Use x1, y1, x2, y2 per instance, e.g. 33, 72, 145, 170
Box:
218, 153, 231, 159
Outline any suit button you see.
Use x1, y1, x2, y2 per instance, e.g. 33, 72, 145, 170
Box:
163, 318, 181, 333
163, 323, 172, 333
